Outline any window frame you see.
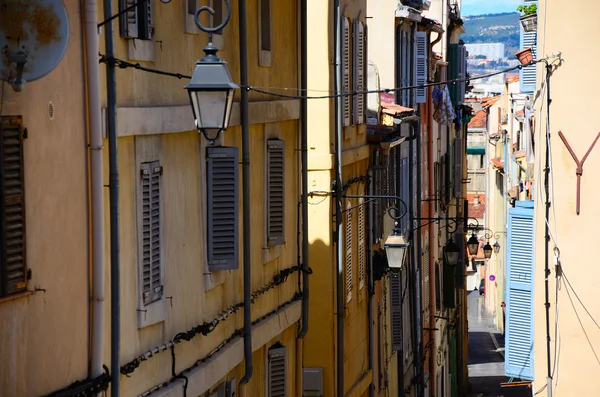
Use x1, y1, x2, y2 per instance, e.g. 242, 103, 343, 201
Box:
258, 0, 273, 67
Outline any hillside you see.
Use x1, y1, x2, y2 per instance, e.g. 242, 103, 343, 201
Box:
462, 12, 520, 58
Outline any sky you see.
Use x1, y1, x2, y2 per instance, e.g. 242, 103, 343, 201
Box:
461, 0, 522, 16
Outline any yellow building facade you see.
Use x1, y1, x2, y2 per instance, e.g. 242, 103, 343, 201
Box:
0, 0, 305, 396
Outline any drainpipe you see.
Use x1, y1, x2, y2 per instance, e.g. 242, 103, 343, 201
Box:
367, 167, 375, 397
101, 0, 120, 394
238, 0, 253, 385
394, 137, 405, 397
298, 0, 309, 340
84, 0, 105, 381
334, 0, 344, 395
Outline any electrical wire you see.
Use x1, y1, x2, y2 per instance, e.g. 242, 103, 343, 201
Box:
561, 269, 600, 331
563, 280, 600, 366
98, 53, 541, 100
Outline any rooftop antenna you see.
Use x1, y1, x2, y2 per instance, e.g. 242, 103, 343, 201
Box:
0, 0, 69, 92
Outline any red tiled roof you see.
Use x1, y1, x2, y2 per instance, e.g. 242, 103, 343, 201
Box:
467, 193, 486, 219
468, 110, 487, 129
381, 102, 414, 116
506, 74, 520, 83
481, 96, 501, 109
491, 157, 504, 169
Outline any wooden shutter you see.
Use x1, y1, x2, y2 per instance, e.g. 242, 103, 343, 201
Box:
353, 20, 365, 124
267, 139, 285, 246
207, 146, 239, 271
505, 201, 535, 380
119, 0, 139, 38
0, 116, 27, 296
138, 0, 154, 40
268, 344, 286, 397
415, 31, 428, 104
520, 0, 538, 93
453, 137, 462, 198
140, 161, 163, 305
423, 239, 430, 325
390, 273, 402, 351
458, 45, 467, 104
358, 197, 365, 290
342, 17, 351, 126
442, 245, 455, 309
400, 157, 409, 233
345, 200, 353, 303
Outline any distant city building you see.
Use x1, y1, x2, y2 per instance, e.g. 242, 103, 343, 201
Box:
465, 43, 505, 60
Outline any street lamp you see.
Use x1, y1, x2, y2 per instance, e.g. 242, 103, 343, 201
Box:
444, 238, 460, 267
482, 242, 493, 259
384, 223, 409, 269
466, 232, 480, 257
493, 241, 501, 255
184, 2, 238, 144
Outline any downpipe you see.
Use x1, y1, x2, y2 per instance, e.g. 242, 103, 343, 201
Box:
367, 168, 375, 397
84, 0, 106, 381
101, 0, 120, 394
334, 0, 345, 395
238, 0, 253, 385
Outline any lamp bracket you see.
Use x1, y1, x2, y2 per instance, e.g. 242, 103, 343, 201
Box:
341, 194, 408, 221
193, 1, 232, 43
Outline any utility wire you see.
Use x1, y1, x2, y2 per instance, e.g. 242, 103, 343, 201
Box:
98, 53, 543, 100
563, 280, 600, 366
561, 269, 600, 331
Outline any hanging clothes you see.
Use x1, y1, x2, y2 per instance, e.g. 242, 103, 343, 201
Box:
432, 85, 455, 125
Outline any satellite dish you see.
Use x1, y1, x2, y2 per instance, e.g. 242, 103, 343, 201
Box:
0, 0, 70, 91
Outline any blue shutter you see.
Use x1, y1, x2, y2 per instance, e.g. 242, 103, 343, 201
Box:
519, 0, 538, 93
505, 201, 535, 380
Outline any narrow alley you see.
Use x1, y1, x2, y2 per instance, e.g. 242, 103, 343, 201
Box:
467, 291, 531, 397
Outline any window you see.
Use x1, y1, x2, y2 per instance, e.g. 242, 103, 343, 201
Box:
353, 20, 366, 125
119, 0, 153, 40
0, 116, 27, 297
358, 197, 365, 290
390, 273, 402, 351
258, 0, 272, 66
268, 343, 286, 397
266, 140, 284, 246
434, 262, 441, 312
342, 16, 351, 126
423, 239, 430, 325
140, 161, 163, 306
520, 0, 538, 93
206, 146, 239, 271
415, 31, 428, 104
345, 200, 353, 303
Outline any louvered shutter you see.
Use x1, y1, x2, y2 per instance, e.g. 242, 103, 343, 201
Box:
119, 0, 139, 38
505, 201, 535, 380
458, 45, 467, 104
267, 140, 285, 246
453, 136, 462, 198
342, 17, 351, 126
390, 273, 402, 351
207, 146, 239, 271
442, 244, 455, 308
345, 200, 353, 303
353, 20, 365, 124
138, 0, 154, 40
140, 161, 163, 305
268, 345, 286, 397
423, 239, 430, 325
520, 0, 538, 93
415, 31, 428, 104
358, 197, 365, 290
0, 117, 27, 296
401, 31, 409, 107
400, 157, 409, 233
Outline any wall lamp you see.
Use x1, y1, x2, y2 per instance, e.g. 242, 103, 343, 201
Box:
184, 1, 238, 144
343, 194, 409, 269
465, 226, 500, 259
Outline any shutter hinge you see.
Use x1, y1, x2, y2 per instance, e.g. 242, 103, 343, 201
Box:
153, 166, 163, 175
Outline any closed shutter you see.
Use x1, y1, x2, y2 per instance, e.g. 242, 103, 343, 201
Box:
400, 157, 409, 233
423, 239, 430, 325
448, 44, 459, 106
458, 45, 467, 104
505, 202, 535, 380
207, 146, 239, 271
353, 20, 365, 124
119, 0, 139, 38
415, 31, 428, 104
140, 161, 163, 305
345, 200, 353, 303
390, 273, 402, 351
520, 0, 538, 93
358, 197, 365, 290
454, 137, 463, 198
266, 139, 285, 246
342, 17, 352, 126
268, 344, 286, 397
0, 116, 27, 296
442, 244, 455, 308
138, 0, 154, 40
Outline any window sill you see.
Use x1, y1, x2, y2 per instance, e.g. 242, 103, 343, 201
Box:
0, 290, 35, 304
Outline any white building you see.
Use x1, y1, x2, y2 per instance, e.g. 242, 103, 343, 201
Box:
465, 42, 505, 60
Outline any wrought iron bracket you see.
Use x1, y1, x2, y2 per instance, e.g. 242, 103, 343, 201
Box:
341, 194, 408, 221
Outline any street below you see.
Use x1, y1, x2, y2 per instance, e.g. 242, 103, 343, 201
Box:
466, 290, 532, 397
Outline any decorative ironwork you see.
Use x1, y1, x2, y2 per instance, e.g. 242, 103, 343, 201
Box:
193, 1, 232, 43
341, 194, 408, 221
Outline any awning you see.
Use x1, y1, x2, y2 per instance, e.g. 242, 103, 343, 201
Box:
467, 147, 485, 155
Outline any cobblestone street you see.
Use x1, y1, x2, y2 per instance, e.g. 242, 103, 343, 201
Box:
467, 291, 532, 397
